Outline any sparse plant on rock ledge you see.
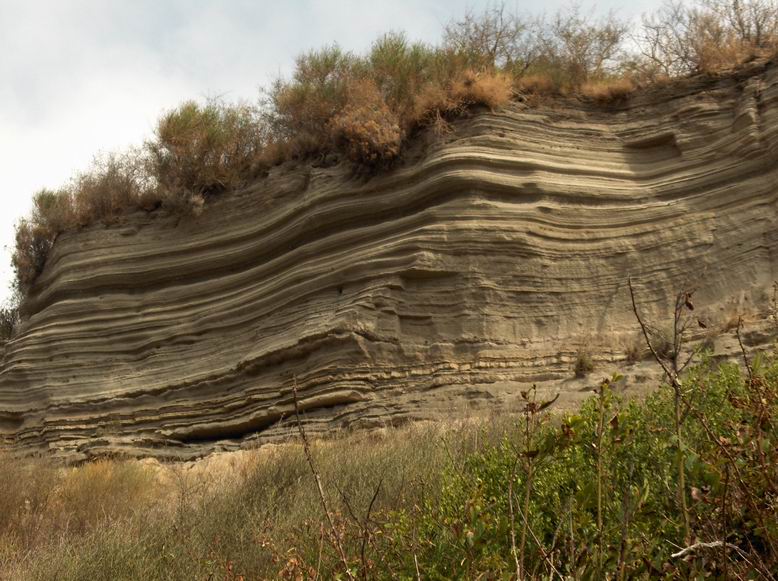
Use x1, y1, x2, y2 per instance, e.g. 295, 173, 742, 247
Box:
574, 348, 595, 377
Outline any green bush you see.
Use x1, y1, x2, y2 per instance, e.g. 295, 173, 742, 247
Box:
381, 358, 777, 579
149, 100, 267, 197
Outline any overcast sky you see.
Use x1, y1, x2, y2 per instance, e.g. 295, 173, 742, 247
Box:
0, 0, 660, 305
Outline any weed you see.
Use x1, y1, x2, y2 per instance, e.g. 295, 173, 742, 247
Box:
579, 77, 635, 102
574, 348, 595, 377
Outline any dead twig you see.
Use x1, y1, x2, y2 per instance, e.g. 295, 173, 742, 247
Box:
628, 277, 693, 543
671, 540, 737, 558
736, 316, 754, 385
508, 470, 521, 580
292, 377, 354, 580
669, 539, 771, 579
627, 278, 680, 388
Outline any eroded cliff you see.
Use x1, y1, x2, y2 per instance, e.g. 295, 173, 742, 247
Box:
2, 62, 778, 460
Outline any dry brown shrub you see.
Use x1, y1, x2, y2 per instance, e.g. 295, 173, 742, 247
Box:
257, 140, 292, 167
696, 36, 757, 72
11, 189, 76, 291
55, 460, 156, 534
451, 69, 513, 108
574, 348, 595, 377
408, 82, 462, 129
624, 335, 647, 364
514, 73, 556, 94
329, 79, 403, 165
579, 77, 635, 102
73, 152, 153, 225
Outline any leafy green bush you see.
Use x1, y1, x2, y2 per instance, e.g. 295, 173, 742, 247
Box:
149, 100, 267, 197
381, 358, 777, 579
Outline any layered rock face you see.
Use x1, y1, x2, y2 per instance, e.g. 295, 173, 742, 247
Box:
2, 63, 778, 459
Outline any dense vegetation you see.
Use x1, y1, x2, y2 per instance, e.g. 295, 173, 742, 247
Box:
1, 343, 776, 579
4, 0, 778, 319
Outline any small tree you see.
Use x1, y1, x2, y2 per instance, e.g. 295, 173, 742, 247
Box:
443, 3, 545, 73
541, 7, 629, 85
628, 278, 702, 544
635, 0, 778, 77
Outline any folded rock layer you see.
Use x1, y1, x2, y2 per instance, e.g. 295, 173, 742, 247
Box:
2, 63, 778, 459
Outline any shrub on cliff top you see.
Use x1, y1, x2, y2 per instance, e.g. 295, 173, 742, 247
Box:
328, 79, 404, 164
10, 1, 778, 297
150, 100, 268, 197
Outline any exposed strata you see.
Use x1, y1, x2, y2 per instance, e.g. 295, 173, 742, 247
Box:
2, 62, 778, 460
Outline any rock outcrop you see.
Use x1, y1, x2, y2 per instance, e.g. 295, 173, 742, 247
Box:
2, 62, 778, 460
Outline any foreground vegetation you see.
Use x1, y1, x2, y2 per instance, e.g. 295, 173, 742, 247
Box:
4, 0, 778, 318
1, 346, 775, 579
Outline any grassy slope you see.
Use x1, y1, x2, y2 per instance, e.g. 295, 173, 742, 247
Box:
1, 350, 776, 579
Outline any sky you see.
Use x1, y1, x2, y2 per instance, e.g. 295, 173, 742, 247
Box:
0, 0, 660, 305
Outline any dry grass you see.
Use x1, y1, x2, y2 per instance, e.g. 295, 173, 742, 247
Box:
579, 77, 635, 102
574, 348, 595, 377
514, 73, 557, 95
0, 421, 509, 580
0, 453, 156, 575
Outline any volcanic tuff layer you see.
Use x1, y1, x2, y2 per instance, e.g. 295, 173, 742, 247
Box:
2, 63, 778, 459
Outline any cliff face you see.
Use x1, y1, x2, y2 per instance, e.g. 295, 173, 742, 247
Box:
2, 63, 778, 459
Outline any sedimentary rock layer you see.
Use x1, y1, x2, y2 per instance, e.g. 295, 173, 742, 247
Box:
2, 62, 778, 459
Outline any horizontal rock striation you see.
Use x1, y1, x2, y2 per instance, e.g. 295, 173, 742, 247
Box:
3, 62, 778, 459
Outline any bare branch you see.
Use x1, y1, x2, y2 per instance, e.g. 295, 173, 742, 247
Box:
736, 316, 754, 385
292, 377, 354, 580
671, 540, 741, 558
628, 277, 680, 387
